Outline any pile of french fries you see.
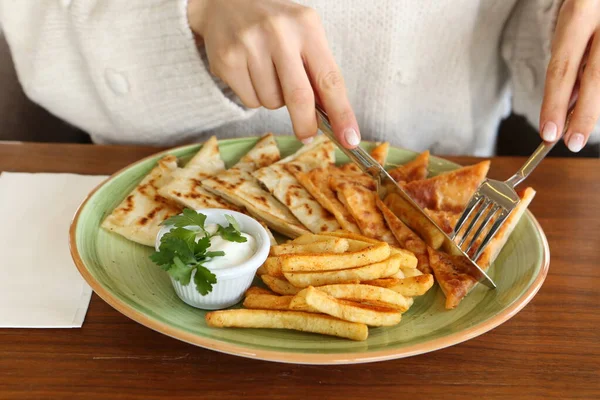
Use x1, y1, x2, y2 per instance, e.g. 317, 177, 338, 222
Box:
205, 231, 435, 341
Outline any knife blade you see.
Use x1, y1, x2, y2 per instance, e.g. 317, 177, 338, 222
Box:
314, 103, 496, 289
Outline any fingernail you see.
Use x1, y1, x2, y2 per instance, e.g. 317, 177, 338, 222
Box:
344, 128, 360, 147
541, 122, 558, 142
301, 136, 314, 145
567, 133, 585, 152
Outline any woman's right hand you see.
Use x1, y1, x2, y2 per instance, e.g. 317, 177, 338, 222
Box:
187, 0, 360, 148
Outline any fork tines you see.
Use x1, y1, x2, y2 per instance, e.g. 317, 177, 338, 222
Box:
451, 190, 512, 262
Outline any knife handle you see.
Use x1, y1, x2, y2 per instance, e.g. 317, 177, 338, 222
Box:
314, 103, 381, 175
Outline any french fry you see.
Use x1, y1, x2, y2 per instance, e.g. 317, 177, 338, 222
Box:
270, 238, 349, 256
365, 274, 434, 297
261, 275, 302, 295
291, 233, 335, 245
388, 270, 406, 279
205, 309, 369, 341
400, 265, 423, 277
344, 240, 374, 252
389, 246, 418, 261
315, 284, 413, 312
365, 299, 414, 311
287, 293, 320, 312
244, 286, 275, 297
387, 247, 417, 269
302, 287, 402, 327
284, 254, 401, 288
280, 242, 390, 273
262, 257, 284, 277
320, 230, 381, 244
363, 278, 398, 289
243, 294, 293, 310
320, 231, 386, 251
256, 265, 268, 276
389, 264, 423, 279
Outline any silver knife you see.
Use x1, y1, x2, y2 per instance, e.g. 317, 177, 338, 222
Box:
314, 103, 496, 289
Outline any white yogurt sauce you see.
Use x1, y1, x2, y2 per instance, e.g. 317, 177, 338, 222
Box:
199, 223, 256, 270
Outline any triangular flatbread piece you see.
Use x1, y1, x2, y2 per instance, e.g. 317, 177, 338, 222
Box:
474, 187, 536, 269
403, 160, 490, 212
101, 155, 183, 246
382, 191, 446, 250
291, 143, 392, 233
232, 133, 281, 172
425, 209, 460, 234
202, 134, 309, 238
252, 137, 341, 233
376, 197, 431, 274
428, 188, 536, 308
338, 142, 389, 175
369, 142, 390, 166
423, 188, 535, 269
289, 142, 389, 233
293, 165, 361, 233
388, 151, 429, 183
427, 247, 478, 309
333, 181, 399, 245
158, 136, 241, 211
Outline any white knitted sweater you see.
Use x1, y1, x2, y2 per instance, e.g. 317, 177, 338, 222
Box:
1, 0, 595, 156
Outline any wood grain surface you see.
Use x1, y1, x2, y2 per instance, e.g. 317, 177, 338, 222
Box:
0, 142, 598, 400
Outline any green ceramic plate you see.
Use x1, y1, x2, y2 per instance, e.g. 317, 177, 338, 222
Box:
69, 136, 549, 365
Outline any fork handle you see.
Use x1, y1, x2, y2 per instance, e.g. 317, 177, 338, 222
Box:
506, 105, 576, 188
314, 103, 381, 174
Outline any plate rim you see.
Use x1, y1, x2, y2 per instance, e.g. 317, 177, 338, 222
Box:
69, 136, 550, 365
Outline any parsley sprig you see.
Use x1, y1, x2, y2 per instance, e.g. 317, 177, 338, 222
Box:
149, 209, 247, 295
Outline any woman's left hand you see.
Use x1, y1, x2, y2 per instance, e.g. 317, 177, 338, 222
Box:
540, 0, 600, 152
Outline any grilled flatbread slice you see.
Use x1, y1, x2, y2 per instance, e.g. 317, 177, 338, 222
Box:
293, 165, 361, 233
232, 133, 281, 172
333, 181, 399, 245
387, 151, 429, 183
370, 142, 390, 165
101, 155, 183, 246
202, 134, 309, 238
472, 187, 536, 269
338, 142, 390, 175
402, 161, 490, 212
427, 247, 479, 309
158, 136, 240, 212
332, 148, 426, 193
424, 209, 460, 234
376, 197, 431, 274
422, 187, 535, 268
253, 137, 341, 234
299, 144, 423, 233
291, 142, 392, 233
428, 187, 536, 308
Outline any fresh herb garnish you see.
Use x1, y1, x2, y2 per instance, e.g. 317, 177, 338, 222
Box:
161, 208, 208, 230
217, 214, 248, 243
150, 209, 247, 295
193, 265, 218, 295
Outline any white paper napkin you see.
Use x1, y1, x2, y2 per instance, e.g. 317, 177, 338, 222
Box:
0, 172, 108, 328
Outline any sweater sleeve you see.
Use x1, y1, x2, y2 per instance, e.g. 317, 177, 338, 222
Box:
0, 0, 255, 145
501, 0, 600, 146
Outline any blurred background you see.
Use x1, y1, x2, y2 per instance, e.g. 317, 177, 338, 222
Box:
1, 33, 597, 157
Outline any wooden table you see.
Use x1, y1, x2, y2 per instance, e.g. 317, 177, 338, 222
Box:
1, 142, 598, 400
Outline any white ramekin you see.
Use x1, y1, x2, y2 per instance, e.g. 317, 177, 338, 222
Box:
155, 209, 270, 310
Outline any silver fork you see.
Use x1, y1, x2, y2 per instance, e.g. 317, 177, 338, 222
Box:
451, 105, 576, 262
